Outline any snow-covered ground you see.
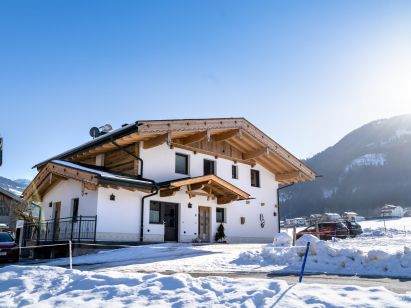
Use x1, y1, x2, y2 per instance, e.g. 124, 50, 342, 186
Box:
41, 217, 411, 280
360, 217, 411, 234
1, 265, 410, 307
2, 217, 411, 307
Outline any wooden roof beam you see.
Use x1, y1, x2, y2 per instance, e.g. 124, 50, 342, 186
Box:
180, 131, 208, 145
276, 171, 303, 182
143, 133, 169, 149
212, 129, 241, 142
242, 147, 269, 161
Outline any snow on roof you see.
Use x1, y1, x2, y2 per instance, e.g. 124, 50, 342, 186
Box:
51, 160, 152, 186
344, 212, 358, 215
0, 186, 23, 202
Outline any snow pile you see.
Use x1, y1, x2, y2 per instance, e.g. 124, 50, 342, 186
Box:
0, 265, 410, 307
238, 235, 411, 278
344, 153, 386, 172
273, 232, 292, 247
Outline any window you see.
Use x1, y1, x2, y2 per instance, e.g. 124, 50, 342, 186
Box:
149, 201, 162, 224
175, 153, 189, 175
232, 165, 238, 179
72, 198, 79, 222
251, 169, 260, 187
204, 159, 216, 175
216, 207, 225, 223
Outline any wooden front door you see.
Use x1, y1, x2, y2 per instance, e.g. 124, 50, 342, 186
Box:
53, 202, 61, 240
164, 203, 178, 241
198, 206, 210, 242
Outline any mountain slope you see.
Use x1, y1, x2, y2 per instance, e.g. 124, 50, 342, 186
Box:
282, 114, 411, 218
0, 176, 29, 195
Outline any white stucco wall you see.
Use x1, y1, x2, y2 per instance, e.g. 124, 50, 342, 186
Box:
39, 141, 280, 243
41, 179, 98, 220
95, 187, 144, 242
140, 143, 279, 243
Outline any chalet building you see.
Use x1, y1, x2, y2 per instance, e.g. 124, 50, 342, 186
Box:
381, 205, 404, 218
0, 187, 24, 231
23, 118, 315, 244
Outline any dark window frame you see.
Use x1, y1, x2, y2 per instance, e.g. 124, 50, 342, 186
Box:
232, 165, 238, 179
216, 207, 226, 223
251, 169, 260, 187
203, 159, 216, 175
149, 201, 163, 224
149, 201, 180, 225
175, 153, 189, 175
72, 198, 79, 222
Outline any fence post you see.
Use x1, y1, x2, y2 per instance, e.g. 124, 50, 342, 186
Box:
299, 241, 310, 283
78, 216, 82, 242
93, 215, 97, 242
45, 222, 49, 241
292, 226, 296, 246
71, 217, 74, 241
69, 240, 73, 270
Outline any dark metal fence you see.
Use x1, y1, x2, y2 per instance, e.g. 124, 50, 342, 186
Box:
23, 216, 97, 243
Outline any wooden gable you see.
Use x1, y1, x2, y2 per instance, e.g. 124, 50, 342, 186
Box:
37, 118, 316, 185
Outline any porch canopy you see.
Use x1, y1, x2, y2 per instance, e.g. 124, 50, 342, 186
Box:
23, 160, 153, 202
159, 175, 250, 205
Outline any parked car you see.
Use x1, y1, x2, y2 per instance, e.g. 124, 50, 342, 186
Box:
0, 232, 19, 263
296, 222, 349, 240
344, 220, 363, 237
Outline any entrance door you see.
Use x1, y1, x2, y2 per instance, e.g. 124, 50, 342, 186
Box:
198, 206, 210, 242
164, 203, 178, 241
53, 202, 61, 241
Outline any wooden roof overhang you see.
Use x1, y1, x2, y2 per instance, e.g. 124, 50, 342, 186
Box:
34, 118, 316, 185
159, 175, 250, 205
23, 162, 153, 202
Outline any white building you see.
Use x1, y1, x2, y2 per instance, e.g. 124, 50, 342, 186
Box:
23, 118, 315, 244
320, 213, 341, 222
381, 205, 404, 218
342, 212, 358, 221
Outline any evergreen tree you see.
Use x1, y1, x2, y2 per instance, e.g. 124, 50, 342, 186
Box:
214, 223, 226, 242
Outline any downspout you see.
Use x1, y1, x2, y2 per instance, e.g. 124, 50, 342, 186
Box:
110, 138, 159, 242
111, 140, 144, 178
140, 184, 159, 242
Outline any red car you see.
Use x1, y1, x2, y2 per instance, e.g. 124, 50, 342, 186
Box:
296, 222, 349, 240
0, 232, 19, 262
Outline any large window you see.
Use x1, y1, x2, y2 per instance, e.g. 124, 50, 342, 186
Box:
149, 201, 162, 224
251, 169, 260, 187
204, 159, 216, 175
216, 207, 226, 223
175, 153, 189, 175
232, 165, 238, 179
72, 198, 79, 222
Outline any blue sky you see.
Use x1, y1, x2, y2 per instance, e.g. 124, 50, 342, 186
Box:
1, 1, 411, 180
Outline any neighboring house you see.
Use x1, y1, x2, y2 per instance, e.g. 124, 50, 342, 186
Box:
319, 213, 341, 222
23, 118, 315, 244
285, 217, 307, 227
0, 187, 24, 230
307, 214, 322, 225
342, 212, 359, 221
381, 205, 404, 218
